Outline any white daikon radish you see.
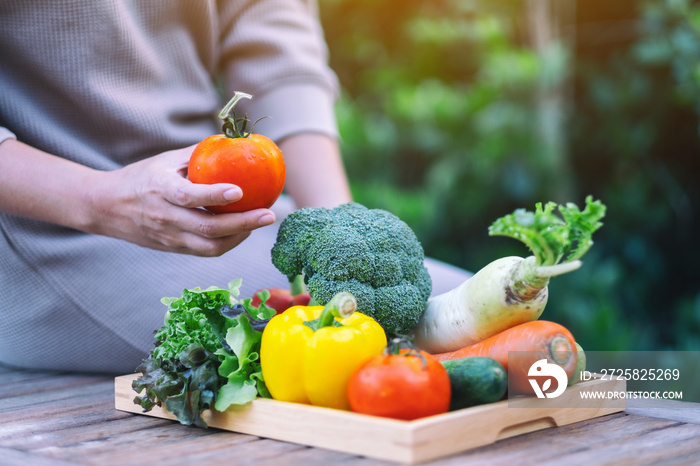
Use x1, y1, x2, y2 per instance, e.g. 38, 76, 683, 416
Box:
412, 196, 606, 354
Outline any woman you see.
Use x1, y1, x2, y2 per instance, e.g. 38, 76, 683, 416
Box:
0, 0, 469, 373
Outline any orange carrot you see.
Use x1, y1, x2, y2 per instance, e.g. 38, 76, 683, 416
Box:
432, 320, 577, 394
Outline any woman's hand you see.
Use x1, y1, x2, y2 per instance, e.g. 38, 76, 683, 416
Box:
89, 145, 276, 256
0, 140, 275, 257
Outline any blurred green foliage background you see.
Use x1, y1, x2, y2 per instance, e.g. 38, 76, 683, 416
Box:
319, 0, 700, 351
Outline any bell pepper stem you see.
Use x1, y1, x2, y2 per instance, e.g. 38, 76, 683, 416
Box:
384, 336, 429, 370
304, 292, 356, 332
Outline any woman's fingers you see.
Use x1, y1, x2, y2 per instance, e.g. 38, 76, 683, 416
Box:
138, 228, 253, 257
176, 230, 253, 257
168, 207, 277, 256
90, 145, 279, 256
139, 205, 276, 256
182, 207, 276, 240
168, 182, 244, 208
160, 145, 249, 209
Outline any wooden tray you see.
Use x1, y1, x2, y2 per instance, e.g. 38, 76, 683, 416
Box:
115, 374, 625, 463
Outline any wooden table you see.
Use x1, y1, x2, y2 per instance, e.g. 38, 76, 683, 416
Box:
2, 363, 699, 465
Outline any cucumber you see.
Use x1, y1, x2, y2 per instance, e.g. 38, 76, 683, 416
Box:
441, 357, 507, 410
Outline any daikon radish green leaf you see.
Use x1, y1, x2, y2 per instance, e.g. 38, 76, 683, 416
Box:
488, 195, 606, 267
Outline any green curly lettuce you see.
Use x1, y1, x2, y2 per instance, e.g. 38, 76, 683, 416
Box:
132, 279, 275, 427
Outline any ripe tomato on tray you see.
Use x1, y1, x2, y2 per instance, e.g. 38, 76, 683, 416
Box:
188, 92, 286, 214
347, 338, 451, 421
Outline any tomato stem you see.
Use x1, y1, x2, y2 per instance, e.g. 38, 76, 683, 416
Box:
384, 337, 428, 369
218, 91, 253, 139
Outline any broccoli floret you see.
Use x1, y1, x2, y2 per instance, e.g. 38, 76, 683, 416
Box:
271, 205, 333, 279
270, 202, 432, 336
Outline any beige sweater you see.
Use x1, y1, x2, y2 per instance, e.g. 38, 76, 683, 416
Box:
0, 0, 339, 373
0, 0, 339, 158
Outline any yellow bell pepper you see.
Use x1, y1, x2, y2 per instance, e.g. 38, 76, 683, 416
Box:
260, 292, 386, 410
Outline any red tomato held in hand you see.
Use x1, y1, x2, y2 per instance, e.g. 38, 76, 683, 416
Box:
347, 342, 451, 421
188, 92, 286, 214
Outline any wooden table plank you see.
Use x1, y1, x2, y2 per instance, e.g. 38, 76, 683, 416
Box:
0, 372, 112, 399
1, 364, 699, 465
441, 412, 700, 465
626, 398, 700, 425
0, 447, 77, 466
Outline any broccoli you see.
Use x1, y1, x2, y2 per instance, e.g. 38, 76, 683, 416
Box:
270, 202, 432, 337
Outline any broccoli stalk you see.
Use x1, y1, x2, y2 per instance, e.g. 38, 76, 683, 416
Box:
271, 202, 432, 336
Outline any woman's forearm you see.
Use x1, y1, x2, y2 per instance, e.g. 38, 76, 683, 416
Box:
0, 139, 99, 231
0, 139, 277, 256
278, 133, 352, 209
